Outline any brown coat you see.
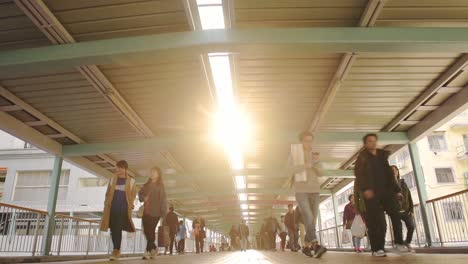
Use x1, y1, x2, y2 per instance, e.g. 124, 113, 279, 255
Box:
100, 176, 137, 232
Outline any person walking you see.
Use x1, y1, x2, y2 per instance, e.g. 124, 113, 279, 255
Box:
265, 215, 280, 251
343, 194, 363, 253
239, 219, 250, 251
100, 160, 137, 261
290, 131, 327, 258
193, 215, 206, 253
138, 166, 168, 260
354, 133, 404, 257
392, 165, 416, 252
278, 215, 288, 251
285, 204, 299, 252
165, 206, 179, 255
177, 220, 187, 254
229, 224, 240, 250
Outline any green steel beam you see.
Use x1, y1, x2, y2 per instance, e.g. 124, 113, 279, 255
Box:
62, 132, 408, 157
136, 169, 354, 184
41, 156, 63, 256
168, 189, 331, 200
1, 28, 468, 72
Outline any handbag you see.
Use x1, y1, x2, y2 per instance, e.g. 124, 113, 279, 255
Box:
350, 215, 366, 238
342, 229, 351, 244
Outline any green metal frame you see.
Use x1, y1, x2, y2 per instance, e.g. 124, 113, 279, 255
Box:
137, 169, 354, 184
41, 156, 63, 256
62, 132, 408, 157
1, 28, 468, 73
408, 143, 433, 247
167, 189, 331, 200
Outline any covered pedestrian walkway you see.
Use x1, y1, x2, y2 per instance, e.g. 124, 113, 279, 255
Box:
41, 251, 468, 264
0, 0, 468, 262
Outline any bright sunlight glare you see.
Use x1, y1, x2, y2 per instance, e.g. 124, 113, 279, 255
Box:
209, 53, 252, 170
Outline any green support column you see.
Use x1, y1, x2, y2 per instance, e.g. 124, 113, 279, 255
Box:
331, 193, 341, 248
41, 156, 63, 255
408, 143, 432, 246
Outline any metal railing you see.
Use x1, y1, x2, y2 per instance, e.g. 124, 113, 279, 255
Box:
0, 203, 146, 256
422, 189, 468, 247
0, 202, 225, 257
316, 189, 468, 249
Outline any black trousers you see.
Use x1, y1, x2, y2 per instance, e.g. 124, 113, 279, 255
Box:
195, 235, 204, 253
364, 194, 403, 252
109, 211, 127, 250
142, 215, 160, 251
178, 238, 185, 253
268, 232, 276, 250
287, 228, 299, 250
399, 212, 415, 244
169, 231, 177, 254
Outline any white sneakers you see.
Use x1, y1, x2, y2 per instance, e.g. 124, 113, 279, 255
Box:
396, 244, 409, 252
372, 250, 387, 257
142, 251, 151, 260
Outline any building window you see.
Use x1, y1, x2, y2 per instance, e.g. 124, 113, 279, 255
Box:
13, 170, 70, 202
0, 168, 6, 200
434, 168, 455, 183
79, 178, 107, 187
336, 187, 353, 206
428, 134, 448, 152
443, 202, 464, 222
401, 171, 416, 189
0, 168, 6, 183
397, 150, 410, 163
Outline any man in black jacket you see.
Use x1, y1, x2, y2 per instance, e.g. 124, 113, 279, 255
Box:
354, 134, 404, 257
165, 206, 179, 255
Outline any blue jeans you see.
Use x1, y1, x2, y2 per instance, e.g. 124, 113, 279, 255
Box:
352, 236, 362, 248
295, 192, 320, 244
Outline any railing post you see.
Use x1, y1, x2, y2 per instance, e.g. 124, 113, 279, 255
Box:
41, 156, 63, 255
317, 210, 323, 245
86, 222, 92, 255
408, 143, 432, 247
414, 208, 422, 247
387, 215, 395, 247
331, 193, 341, 248
431, 203, 443, 247
133, 231, 137, 254
57, 216, 65, 256
31, 214, 42, 256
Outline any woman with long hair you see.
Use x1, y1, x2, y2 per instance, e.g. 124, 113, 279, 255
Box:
100, 160, 137, 261
139, 166, 168, 260
391, 165, 415, 252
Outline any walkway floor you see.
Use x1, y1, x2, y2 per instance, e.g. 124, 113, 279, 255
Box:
46, 250, 468, 264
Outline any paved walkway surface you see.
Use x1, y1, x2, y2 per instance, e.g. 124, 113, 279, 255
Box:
46, 250, 468, 264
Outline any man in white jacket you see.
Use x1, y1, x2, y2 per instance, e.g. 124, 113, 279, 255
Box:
291, 131, 327, 258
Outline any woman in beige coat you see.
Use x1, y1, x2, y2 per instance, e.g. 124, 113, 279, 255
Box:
100, 160, 137, 261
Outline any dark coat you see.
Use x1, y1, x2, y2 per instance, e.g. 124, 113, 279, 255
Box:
285, 211, 296, 230
354, 149, 401, 194
138, 180, 168, 217
239, 224, 249, 239
165, 211, 179, 233
398, 179, 414, 213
